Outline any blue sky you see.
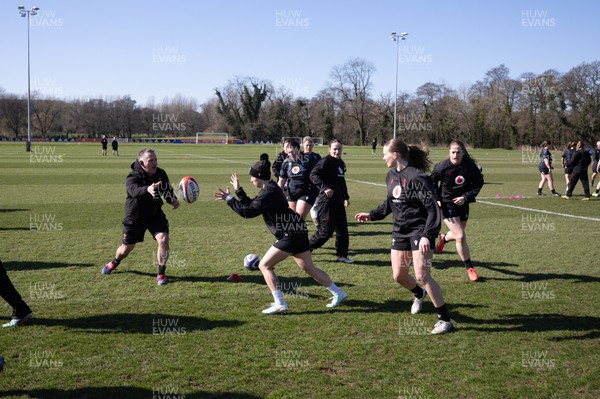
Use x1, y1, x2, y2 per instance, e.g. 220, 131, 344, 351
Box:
2, 1, 599, 107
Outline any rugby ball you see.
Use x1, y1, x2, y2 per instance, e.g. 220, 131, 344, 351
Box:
178, 176, 200, 203
243, 254, 260, 271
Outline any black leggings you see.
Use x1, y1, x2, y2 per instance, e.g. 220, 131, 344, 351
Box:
566, 169, 590, 197
309, 201, 349, 258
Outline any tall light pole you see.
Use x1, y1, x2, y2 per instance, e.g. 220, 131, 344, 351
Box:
18, 5, 39, 153
391, 31, 408, 140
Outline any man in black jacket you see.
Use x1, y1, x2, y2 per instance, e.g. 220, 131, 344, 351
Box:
101, 148, 179, 285
563, 141, 591, 200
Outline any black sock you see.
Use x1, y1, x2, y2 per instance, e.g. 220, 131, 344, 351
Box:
436, 303, 451, 322
158, 265, 166, 275
113, 258, 121, 266
464, 258, 473, 270
441, 235, 447, 244
409, 285, 424, 299
537, 187, 542, 194
551, 189, 557, 194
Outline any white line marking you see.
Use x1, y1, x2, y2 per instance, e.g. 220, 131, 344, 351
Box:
347, 178, 599, 222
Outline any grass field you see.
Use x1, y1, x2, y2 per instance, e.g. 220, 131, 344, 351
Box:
0, 142, 598, 399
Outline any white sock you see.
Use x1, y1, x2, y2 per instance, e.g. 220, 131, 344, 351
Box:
272, 289, 286, 306
327, 283, 343, 296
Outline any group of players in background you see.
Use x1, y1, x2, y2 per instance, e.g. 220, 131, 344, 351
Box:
537, 139, 600, 199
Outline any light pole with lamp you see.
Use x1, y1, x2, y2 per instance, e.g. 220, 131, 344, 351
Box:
18, 5, 40, 153
391, 31, 408, 140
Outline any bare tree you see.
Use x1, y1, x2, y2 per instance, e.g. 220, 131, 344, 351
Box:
329, 57, 376, 145
0, 94, 26, 138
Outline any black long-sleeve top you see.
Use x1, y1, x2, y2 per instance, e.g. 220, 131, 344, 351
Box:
310, 155, 349, 204
124, 161, 176, 225
567, 149, 592, 172
369, 166, 441, 239
227, 180, 306, 239
431, 158, 484, 204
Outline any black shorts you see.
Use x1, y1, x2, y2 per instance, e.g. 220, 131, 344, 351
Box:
564, 167, 573, 174
121, 212, 169, 245
273, 233, 310, 255
441, 203, 469, 221
286, 187, 315, 204
391, 235, 436, 251
538, 163, 550, 175
592, 163, 598, 173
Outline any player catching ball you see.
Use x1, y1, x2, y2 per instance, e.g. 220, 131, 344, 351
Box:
355, 139, 453, 335
431, 140, 484, 282
214, 154, 347, 314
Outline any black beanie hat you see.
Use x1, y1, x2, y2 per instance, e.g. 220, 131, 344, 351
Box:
249, 157, 271, 180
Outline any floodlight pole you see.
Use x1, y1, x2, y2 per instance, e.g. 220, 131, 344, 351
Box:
18, 5, 39, 153
391, 31, 408, 140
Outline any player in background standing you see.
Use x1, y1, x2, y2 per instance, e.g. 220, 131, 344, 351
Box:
101, 135, 108, 156
355, 139, 453, 335
562, 141, 592, 200
301, 136, 323, 228
101, 148, 179, 285
561, 141, 576, 194
590, 141, 600, 196
112, 137, 119, 156
536, 140, 560, 197
431, 140, 484, 282
214, 155, 347, 314
309, 139, 354, 264
272, 139, 291, 181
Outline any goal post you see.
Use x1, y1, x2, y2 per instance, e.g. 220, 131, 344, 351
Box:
195, 132, 228, 144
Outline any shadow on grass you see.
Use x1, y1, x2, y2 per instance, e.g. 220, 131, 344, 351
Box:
1, 387, 261, 399
123, 270, 356, 288
31, 313, 244, 334
451, 311, 600, 340
0, 208, 29, 213
290, 299, 482, 316
0, 227, 31, 231
3, 260, 94, 271
478, 263, 600, 284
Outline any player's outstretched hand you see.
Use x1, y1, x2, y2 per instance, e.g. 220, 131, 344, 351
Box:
214, 187, 230, 201
171, 198, 180, 209
230, 173, 240, 190
355, 212, 371, 222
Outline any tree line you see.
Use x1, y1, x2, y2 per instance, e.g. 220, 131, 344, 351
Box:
1, 59, 598, 148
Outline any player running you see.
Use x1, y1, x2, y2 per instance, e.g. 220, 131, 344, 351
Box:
214, 154, 347, 314
431, 140, 484, 282
355, 139, 453, 335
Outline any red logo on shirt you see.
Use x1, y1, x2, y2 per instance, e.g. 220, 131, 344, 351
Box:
455, 175, 465, 185
392, 185, 402, 199
291, 166, 300, 174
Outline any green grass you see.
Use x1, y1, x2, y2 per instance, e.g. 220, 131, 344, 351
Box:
0, 142, 598, 399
